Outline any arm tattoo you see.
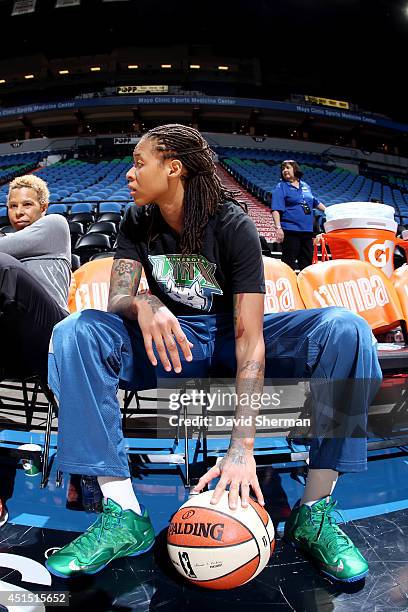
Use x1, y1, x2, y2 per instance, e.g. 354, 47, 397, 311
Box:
108, 260, 166, 318
239, 360, 265, 375
233, 294, 245, 340
226, 444, 248, 466
116, 261, 137, 276
135, 293, 163, 314
229, 359, 265, 450
107, 259, 142, 316
229, 294, 265, 454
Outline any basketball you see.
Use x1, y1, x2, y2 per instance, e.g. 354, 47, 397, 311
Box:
167, 490, 275, 589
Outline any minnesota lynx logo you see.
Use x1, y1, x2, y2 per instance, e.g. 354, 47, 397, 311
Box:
148, 254, 223, 311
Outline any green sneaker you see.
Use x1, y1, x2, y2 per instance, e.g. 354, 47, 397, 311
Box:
46, 498, 155, 578
284, 497, 368, 582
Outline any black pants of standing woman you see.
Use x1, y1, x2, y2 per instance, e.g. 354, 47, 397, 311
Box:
281, 230, 314, 271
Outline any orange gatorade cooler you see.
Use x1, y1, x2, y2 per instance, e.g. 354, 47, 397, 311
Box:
320, 202, 408, 278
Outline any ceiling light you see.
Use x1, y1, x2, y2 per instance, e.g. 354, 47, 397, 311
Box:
90, 66, 101, 72
0, 79, 5, 84
218, 65, 229, 71
24, 74, 34, 79
59, 69, 69, 75
161, 64, 172, 69
190, 64, 200, 69
128, 64, 139, 69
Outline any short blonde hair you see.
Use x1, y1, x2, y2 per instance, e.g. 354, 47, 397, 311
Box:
8, 174, 50, 207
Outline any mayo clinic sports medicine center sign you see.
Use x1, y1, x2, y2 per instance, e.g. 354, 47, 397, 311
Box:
0, 95, 407, 134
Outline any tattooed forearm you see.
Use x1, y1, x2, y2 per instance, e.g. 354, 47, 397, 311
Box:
233, 294, 245, 340
135, 293, 163, 314
226, 444, 248, 465
107, 259, 142, 317
229, 358, 265, 450
239, 360, 265, 376
230, 293, 265, 453
117, 261, 137, 276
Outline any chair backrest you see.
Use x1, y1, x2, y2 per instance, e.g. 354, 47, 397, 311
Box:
298, 259, 405, 335
262, 256, 305, 313
70, 202, 93, 214
47, 203, 68, 216
392, 264, 408, 323
69, 257, 149, 313
87, 221, 117, 236
99, 202, 122, 214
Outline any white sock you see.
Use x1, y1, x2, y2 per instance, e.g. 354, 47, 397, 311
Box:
97, 477, 142, 514
301, 469, 338, 506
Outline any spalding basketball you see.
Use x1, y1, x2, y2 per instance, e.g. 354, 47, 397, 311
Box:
167, 490, 275, 589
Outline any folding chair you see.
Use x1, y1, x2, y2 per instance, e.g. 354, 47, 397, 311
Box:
0, 373, 59, 489
74, 233, 113, 264
297, 258, 408, 454
297, 259, 408, 361
262, 256, 305, 313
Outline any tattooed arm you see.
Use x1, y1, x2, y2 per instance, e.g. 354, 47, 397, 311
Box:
107, 258, 143, 318
194, 293, 265, 509
108, 258, 193, 372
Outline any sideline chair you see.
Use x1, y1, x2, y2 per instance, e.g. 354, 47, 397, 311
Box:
262, 256, 305, 313
297, 259, 408, 347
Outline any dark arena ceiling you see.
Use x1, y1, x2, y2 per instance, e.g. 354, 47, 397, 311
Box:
0, 0, 405, 122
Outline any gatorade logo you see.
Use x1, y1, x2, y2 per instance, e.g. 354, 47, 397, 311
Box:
368, 242, 388, 267
312, 274, 390, 313
351, 238, 395, 278
264, 278, 295, 313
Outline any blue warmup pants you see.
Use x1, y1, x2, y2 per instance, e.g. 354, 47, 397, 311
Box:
48, 307, 382, 478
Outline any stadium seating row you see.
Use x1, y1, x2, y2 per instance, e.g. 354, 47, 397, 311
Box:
220, 157, 408, 222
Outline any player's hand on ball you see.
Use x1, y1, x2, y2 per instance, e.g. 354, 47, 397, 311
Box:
193, 447, 264, 511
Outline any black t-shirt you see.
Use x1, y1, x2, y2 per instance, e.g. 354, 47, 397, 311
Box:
114, 201, 265, 316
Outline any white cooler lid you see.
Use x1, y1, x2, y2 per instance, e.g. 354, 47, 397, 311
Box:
324, 216, 397, 233
325, 201, 396, 222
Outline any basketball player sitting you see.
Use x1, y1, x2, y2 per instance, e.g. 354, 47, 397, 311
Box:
45, 125, 381, 583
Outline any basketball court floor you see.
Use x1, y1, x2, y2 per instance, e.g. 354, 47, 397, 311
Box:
0, 389, 408, 610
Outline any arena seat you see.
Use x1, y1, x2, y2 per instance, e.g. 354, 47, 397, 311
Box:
86, 220, 118, 246
97, 201, 122, 224
68, 256, 149, 313
297, 259, 408, 371
99, 202, 122, 214
74, 232, 112, 264
298, 259, 405, 331
47, 203, 68, 216
392, 264, 408, 318
262, 256, 305, 313
0, 206, 8, 227
68, 220, 85, 250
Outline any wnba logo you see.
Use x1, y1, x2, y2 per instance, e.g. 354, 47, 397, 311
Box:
264, 278, 296, 313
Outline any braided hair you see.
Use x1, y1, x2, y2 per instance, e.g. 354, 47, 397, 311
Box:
142, 124, 243, 254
